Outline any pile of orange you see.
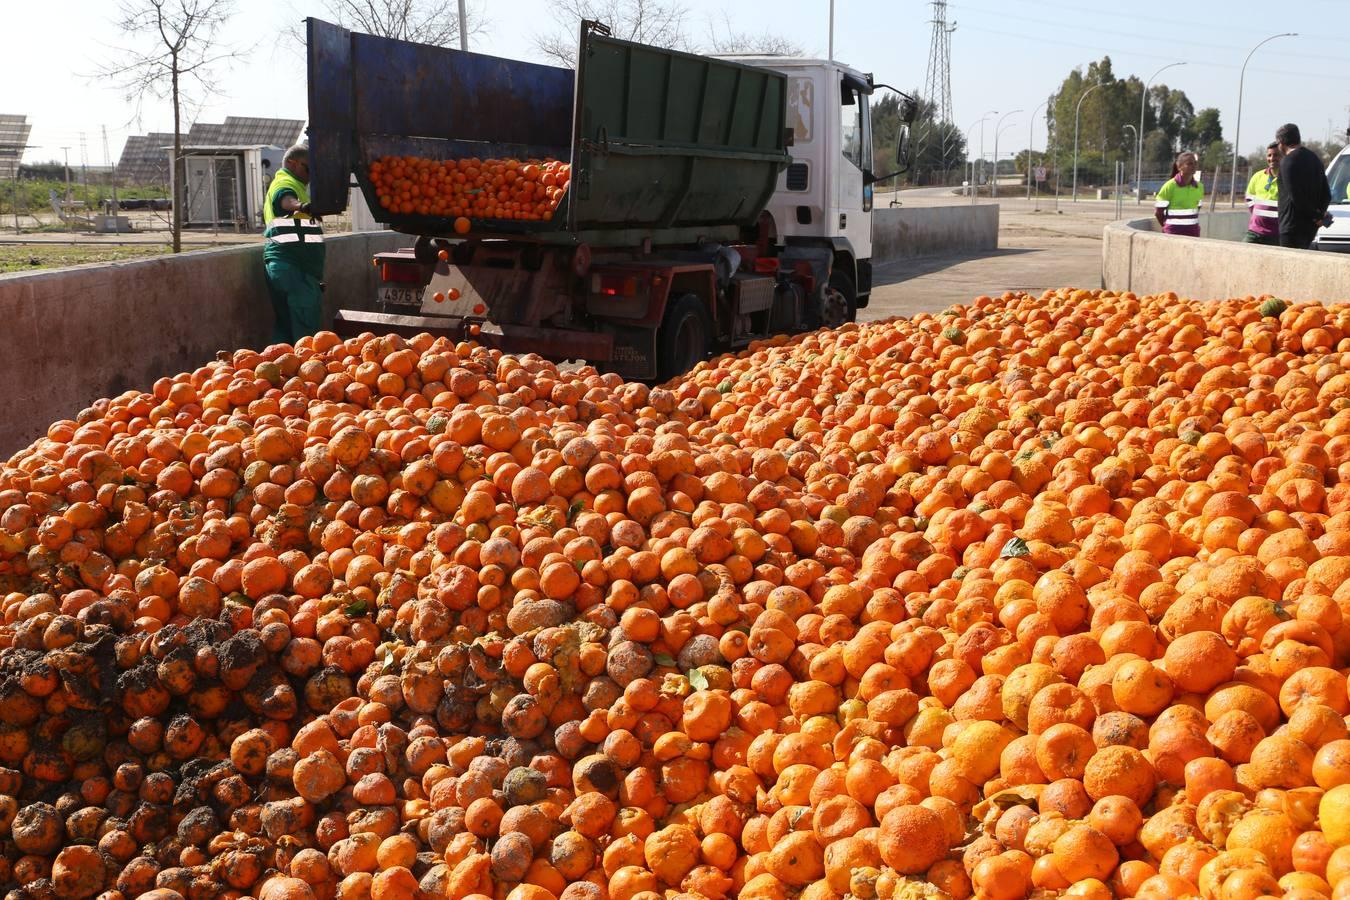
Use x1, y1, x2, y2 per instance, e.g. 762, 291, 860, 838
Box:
6, 288, 1350, 900
367, 156, 571, 225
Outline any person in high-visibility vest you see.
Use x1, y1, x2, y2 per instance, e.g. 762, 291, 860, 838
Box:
263, 145, 326, 345
1243, 142, 1282, 245
1154, 151, 1203, 237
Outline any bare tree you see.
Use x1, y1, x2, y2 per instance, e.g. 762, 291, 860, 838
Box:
535, 3, 803, 67
703, 13, 805, 56
535, 0, 692, 67
297, 0, 489, 48
100, 0, 246, 253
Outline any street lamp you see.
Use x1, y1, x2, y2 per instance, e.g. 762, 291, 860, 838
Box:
1138, 62, 1185, 204
1028, 97, 1051, 201
992, 110, 1021, 198
994, 123, 1019, 198
1073, 80, 1106, 202
1229, 33, 1296, 207
1123, 124, 1138, 197
966, 111, 997, 196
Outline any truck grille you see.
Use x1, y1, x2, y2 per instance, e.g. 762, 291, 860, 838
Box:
785, 163, 809, 191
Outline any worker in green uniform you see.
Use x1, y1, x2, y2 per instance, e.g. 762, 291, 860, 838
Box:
1243, 142, 1281, 245
1154, 151, 1203, 237
263, 145, 326, 345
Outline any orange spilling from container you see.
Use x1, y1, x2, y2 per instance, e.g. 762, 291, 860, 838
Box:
369, 156, 571, 223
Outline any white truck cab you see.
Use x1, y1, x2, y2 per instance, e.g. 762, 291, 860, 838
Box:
1314, 146, 1350, 253
721, 56, 913, 317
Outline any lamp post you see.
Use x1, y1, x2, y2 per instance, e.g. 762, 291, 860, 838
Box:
1027, 97, 1050, 201
992, 110, 1021, 198
1073, 80, 1106, 202
1123, 124, 1138, 197
458, 0, 468, 49
828, 0, 835, 61
1229, 33, 1296, 207
995, 123, 1018, 198
1137, 62, 1185, 204
966, 111, 997, 197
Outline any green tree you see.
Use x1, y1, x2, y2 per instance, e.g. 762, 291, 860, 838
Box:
1307, 140, 1348, 165
1189, 108, 1223, 149
1046, 57, 1202, 186
1047, 58, 1140, 189
1199, 139, 1231, 175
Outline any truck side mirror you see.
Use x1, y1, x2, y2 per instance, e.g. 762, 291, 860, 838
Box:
896, 124, 913, 172
900, 97, 918, 125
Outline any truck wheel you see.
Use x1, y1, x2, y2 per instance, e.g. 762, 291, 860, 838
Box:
817, 271, 855, 328
830, 270, 858, 323
657, 294, 712, 381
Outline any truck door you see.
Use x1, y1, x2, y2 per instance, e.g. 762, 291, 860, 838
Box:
836, 78, 874, 269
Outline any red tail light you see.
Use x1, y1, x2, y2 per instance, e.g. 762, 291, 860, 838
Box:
591, 273, 640, 297
379, 261, 424, 284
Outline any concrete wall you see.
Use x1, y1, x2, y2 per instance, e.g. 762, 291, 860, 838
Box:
1102, 215, 1350, 302
872, 204, 999, 261
1200, 210, 1253, 242
0, 231, 405, 456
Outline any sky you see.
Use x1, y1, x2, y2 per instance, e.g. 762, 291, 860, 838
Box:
10, 0, 1350, 170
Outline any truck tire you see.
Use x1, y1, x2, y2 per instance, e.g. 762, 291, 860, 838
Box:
816, 270, 855, 328
831, 270, 858, 324
657, 294, 713, 381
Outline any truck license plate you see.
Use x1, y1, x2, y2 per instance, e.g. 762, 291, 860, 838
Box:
379, 286, 420, 307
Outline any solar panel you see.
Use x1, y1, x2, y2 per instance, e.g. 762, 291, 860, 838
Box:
219, 117, 305, 148
114, 117, 304, 186
186, 121, 226, 145
116, 132, 174, 186
0, 115, 32, 179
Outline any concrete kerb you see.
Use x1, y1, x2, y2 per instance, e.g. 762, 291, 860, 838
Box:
0, 232, 405, 455
1102, 214, 1350, 302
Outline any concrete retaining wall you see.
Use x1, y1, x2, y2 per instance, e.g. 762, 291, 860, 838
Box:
1102, 215, 1350, 302
0, 231, 405, 455
872, 204, 999, 261
1198, 209, 1252, 242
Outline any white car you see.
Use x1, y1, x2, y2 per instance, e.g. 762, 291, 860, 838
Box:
1314, 146, 1350, 253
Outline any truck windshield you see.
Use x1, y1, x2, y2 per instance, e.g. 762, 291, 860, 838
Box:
1329, 154, 1350, 204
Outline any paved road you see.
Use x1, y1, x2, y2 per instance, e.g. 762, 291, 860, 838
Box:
861, 189, 1136, 320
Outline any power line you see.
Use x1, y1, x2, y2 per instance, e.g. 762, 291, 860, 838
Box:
950, 1, 1346, 64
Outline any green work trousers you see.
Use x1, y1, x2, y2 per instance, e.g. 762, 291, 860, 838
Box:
1243, 230, 1278, 246
264, 258, 323, 346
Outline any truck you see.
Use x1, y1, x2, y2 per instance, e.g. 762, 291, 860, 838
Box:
306, 18, 914, 381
